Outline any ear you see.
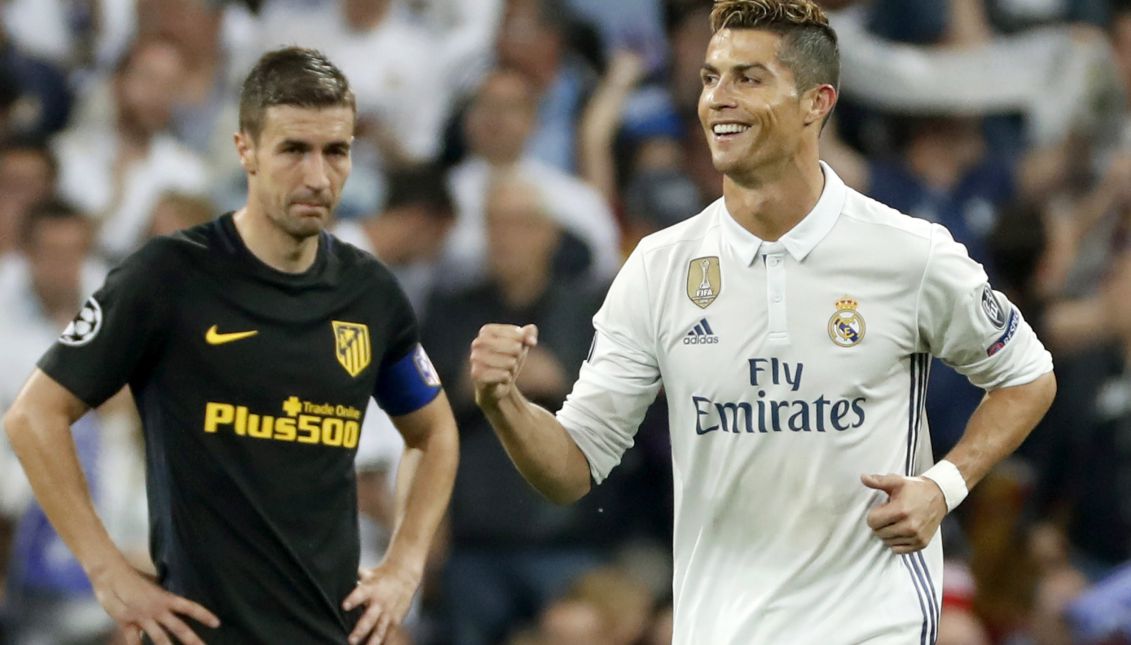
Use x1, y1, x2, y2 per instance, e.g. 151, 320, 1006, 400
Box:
234, 131, 256, 175
802, 84, 838, 128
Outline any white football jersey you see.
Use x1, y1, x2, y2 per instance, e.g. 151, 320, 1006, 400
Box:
558, 163, 1052, 644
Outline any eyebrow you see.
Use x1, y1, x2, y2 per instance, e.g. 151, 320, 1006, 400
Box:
701, 62, 773, 75
277, 138, 352, 150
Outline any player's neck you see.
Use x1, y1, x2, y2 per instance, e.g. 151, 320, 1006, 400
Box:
721, 158, 825, 242
232, 207, 319, 274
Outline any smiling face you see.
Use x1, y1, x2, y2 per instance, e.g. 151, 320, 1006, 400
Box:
236, 105, 354, 239
697, 28, 829, 183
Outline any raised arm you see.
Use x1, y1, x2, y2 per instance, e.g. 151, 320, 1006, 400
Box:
4, 369, 219, 645
469, 323, 592, 505
344, 392, 459, 645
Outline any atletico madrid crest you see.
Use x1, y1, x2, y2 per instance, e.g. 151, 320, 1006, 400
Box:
332, 321, 371, 377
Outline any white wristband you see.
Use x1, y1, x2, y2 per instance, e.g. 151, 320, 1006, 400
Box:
921, 460, 968, 512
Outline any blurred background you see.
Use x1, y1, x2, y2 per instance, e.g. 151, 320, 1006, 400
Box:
1, 0, 1131, 643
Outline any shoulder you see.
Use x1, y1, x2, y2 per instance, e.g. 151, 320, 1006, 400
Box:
835, 189, 981, 282
97, 233, 203, 297
326, 231, 399, 288
838, 189, 936, 242
132, 226, 210, 267
127, 218, 225, 269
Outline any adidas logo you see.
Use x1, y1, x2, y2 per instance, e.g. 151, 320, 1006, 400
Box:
683, 318, 719, 345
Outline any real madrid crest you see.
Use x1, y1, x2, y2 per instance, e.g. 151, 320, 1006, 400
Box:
686, 256, 721, 309
828, 296, 865, 347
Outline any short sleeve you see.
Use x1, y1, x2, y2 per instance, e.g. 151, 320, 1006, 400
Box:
37, 243, 171, 408
372, 275, 441, 416
916, 224, 1053, 390
556, 248, 662, 484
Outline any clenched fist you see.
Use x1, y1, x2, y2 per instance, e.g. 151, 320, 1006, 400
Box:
469, 324, 539, 406
861, 473, 947, 554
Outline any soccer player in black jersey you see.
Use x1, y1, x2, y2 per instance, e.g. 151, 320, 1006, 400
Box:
3, 47, 459, 645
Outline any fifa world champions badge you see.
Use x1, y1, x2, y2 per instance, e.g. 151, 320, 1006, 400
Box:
687, 256, 721, 309
828, 296, 865, 347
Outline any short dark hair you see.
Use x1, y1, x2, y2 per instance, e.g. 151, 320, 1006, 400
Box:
238, 47, 355, 141
22, 198, 88, 246
709, 0, 839, 92
383, 164, 454, 220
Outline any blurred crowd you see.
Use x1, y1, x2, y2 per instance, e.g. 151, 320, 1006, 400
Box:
1, 0, 1131, 643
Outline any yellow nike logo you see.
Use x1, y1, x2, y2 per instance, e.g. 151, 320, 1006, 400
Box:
205, 325, 259, 345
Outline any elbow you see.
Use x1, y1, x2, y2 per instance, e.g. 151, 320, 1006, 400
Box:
3, 401, 32, 446
542, 477, 591, 506
541, 451, 593, 505
1038, 370, 1058, 412
540, 440, 594, 505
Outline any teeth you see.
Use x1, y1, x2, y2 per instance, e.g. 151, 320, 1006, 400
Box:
713, 123, 750, 135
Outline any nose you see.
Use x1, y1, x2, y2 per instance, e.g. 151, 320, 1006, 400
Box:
705, 79, 737, 111
302, 152, 331, 193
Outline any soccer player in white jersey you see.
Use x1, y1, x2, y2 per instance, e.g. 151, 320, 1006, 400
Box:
467, 0, 1057, 642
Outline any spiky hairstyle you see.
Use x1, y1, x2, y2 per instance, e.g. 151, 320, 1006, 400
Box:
709, 0, 839, 91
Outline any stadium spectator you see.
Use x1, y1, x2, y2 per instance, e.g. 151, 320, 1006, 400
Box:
663, 2, 724, 202
144, 191, 216, 239
827, 0, 1119, 148
444, 68, 620, 289
1, 0, 135, 70
0, 200, 148, 645
0, 25, 73, 140
493, 0, 602, 172
52, 36, 209, 261
255, 0, 455, 167
0, 140, 57, 272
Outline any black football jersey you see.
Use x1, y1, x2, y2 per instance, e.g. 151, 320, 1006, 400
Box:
39, 214, 442, 643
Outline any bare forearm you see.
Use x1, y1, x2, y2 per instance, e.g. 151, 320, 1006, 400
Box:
479, 389, 591, 504
3, 404, 126, 577
383, 420, 458, 572
943, 371, 1056, 489
578, 85, 631, 202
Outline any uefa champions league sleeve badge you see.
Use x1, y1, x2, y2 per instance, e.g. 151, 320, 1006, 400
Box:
59, 297, 103, 346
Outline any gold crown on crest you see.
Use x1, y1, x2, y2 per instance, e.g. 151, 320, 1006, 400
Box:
835, 297, 858, 311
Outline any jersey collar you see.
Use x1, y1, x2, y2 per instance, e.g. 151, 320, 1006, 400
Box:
720, 161, 848, 265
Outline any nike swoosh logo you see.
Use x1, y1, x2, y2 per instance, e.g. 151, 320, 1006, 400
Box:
205, 325, 258, 345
